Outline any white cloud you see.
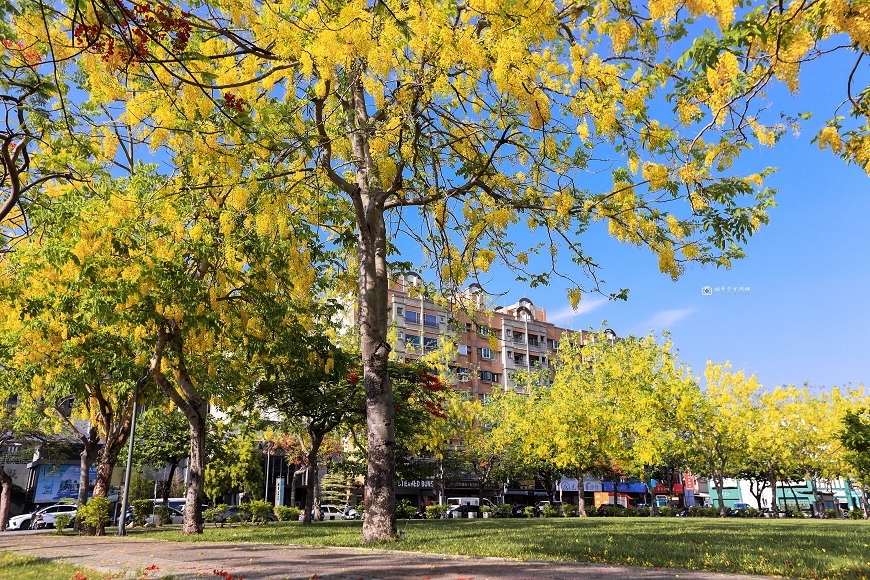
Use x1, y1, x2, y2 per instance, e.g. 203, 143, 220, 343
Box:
633, 308, 695, 333
547, 298, 608, 323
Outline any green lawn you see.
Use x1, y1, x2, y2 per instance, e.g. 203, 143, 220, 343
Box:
132, 517, 870, 579
0, 552, 119, 580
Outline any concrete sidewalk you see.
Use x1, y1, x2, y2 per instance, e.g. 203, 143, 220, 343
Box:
0, 533, 771, 580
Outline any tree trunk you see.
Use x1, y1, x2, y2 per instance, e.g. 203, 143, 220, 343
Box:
182, 399, 208, 534
768, 464, 778, 513
93, 433, 126, 498
714, 474, 725, 516
151, 325, 208, 535
78, 428, 97, 508
576, 470, 587, 517
862, 487, 869, 519
313, 467, 323, 520
302, 432, 323, 525
163, 461, 179, 506
358, 210, 396, 543
290, 466, 304, 508
0, 466, 11, 531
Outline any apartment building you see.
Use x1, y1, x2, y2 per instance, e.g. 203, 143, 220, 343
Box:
388, 273, 594, 401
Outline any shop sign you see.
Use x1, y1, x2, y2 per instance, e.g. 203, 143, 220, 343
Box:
583, 479, 603, 492
560, 477, 579, 492
653, 483, 668, 494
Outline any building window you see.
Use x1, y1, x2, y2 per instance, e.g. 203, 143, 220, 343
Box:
465, 322, 472, 333
477, 324, 490, 336
481, 393, 490, 405
424, 313, 438, 327
405, 310, 420, 324
440, 316, 446, 323
514, 354, 526, 365
491, 373, 500, 383
479, 347, 492, 359
457, 367, 470, 381
396, 306, 403, 316
405, 334, 420, 346
550, 339, 559, 350
480, 370, 492, 382
513, 332, 524, 344
458, 345, 469, 356
423, 336, 438, 351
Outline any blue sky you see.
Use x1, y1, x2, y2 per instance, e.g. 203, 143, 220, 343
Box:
506, 57, 870, 391
384, 37, 869, 391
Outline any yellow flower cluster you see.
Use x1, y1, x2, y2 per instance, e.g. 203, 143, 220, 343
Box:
706, 52, 739, 125
642, 162, 669, 190
817, 126, 844, 155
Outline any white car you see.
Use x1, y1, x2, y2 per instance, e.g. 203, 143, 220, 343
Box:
299, 505, 345, 521
29, 504, 78, 530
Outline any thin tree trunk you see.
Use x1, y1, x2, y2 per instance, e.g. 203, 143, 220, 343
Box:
163, 461, 179, 506
576, 470, 587, 517
0, 466, 11, 531
862, 487, 869, 520
714, 473, 725, 516
768, 466, 778, 513
290, 467, 304, 508
302, 432, 323, 525
78, 428, 97, 508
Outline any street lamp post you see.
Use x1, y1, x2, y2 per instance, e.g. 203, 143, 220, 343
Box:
117, 368, 149, 536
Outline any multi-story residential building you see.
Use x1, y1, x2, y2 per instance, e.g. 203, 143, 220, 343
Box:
388, 273, 595, 400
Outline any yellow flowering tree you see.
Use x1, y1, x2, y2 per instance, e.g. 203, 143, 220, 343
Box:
10, 0, 828, 539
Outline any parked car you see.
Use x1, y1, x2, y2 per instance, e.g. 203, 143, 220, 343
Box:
533, 501, 564, 517
447, 503, 481, 518
32, 504, 78, 529
341, 506, 359, 520
300, 505, 345, 521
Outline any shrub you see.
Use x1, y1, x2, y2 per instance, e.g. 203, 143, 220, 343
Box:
154, 505, 172, 526
232, 503, 253, 524
585, 506, 597, 517
747, 507, 759, 517
849, 508, 864, 520
248, 500, 274, 524
523, 505, 535, 518
635, 507, 651, 517
396, 499, 416, 519
659, 506, 672, 517
275, 506, 301, 522
131, 499, 154, 527
563, 504, 579, 517
425, 505, 446, 519
703, 507, 720, 517
77, 496, 112, 536
496, 504, 512, 518
825, 509, 838, 519
54, 513, 72, 534
204, 503, 229, 527
542, 504, 558, 518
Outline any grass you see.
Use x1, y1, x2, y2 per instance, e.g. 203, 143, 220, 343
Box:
0, 551, 118, 580
131, 517, 870, 579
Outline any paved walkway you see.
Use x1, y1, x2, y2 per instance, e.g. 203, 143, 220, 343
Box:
0, 533, 771, 580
